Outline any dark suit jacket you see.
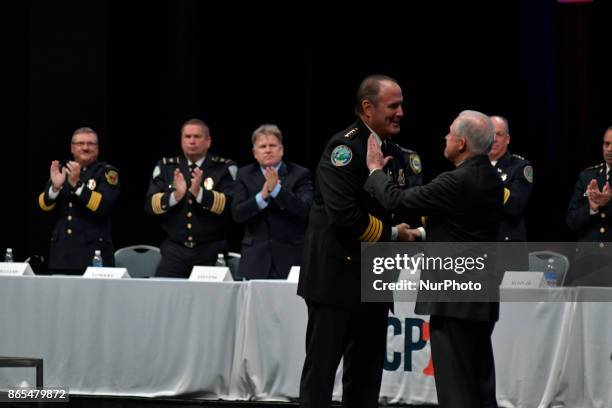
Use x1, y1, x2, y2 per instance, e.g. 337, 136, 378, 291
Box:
232, 162, 313, 279
364, 154, 504, 321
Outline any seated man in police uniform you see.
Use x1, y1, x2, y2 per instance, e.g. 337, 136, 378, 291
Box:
145, 118, 237, 278
488, 115, 533, 242
231, 124, 313, 279
566, 125, 612, 286
38, 127, 120, 274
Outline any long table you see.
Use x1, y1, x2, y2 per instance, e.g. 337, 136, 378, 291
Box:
0, 276, 610, 407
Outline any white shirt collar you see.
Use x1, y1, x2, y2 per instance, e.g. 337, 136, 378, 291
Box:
188, 156, 206, 168
364, 123, 383, 146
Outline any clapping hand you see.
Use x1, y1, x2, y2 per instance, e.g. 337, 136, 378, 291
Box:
50, 160, 67, 192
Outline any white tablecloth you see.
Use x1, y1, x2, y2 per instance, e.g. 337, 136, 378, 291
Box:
0, 276, 610, 407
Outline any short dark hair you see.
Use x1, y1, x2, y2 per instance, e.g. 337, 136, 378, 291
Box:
355, 74, 399, 115
181, 118, 210, 137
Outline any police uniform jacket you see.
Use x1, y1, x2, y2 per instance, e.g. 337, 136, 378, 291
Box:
38, 161, 120, 270
145, 154, 236, 250
232, 162, 313, 279
566, 163, 611, 242
494, 151, 533, 241
297, 119, 421, 310
364, 154, 504, 322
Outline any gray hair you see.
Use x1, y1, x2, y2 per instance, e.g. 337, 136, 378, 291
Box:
71, 127, 98, 143
490, 115, 510, 134
354, 74, 399, 115
251, 123, 283, 145
455, 110, 494, 154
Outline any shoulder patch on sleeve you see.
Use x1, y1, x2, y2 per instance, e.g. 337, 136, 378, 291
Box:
152, 165, 161, 179
105, 169, 119, 185
228, 164, 238, 180
409, 153, 422, 175
331, 145, 353, 166
523, 165, 533, 183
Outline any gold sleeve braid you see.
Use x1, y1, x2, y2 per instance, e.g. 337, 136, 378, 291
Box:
503, 187, 510, 205
38, 192, 56, 211
86, 191, 103, 212
151, 192, 166, 214
359, 214, 383, 242
210, 191, 226, 215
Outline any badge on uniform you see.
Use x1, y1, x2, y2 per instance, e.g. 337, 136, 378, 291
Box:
523, 165, 533, 183
87, 178, 97, 190
331, 145, 352, 167
204, 177, 214, 190
105, 170, 119, 186
397, 169, 406, 186
409, 153, 422, 175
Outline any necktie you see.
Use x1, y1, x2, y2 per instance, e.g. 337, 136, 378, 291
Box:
189, 163, 197, 173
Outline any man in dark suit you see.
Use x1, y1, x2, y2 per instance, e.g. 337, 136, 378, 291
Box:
297, 75, 418, 408
365, 110, 504, 408
231, 124, 313, 279
566, 126, 612, 286
145, 118, 237, 278
488, 115, 533, 242
38, 127, 120, 274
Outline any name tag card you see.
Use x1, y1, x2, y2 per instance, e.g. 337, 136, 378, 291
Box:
287, 266, 300, 283
83, 267, 130, 279
0, 262, 34, 276
189, 266, 233, 282
500, 271, 546, 289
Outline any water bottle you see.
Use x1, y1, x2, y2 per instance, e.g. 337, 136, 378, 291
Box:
4, 248, 13, 263
92, 250, 103, 267
544, 258, 557, 287
215, 253, 226, 267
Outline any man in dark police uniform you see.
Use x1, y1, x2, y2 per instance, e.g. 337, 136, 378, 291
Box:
38, 127, 120, 274
145, 118, 237, 278
297, 75, 420, 408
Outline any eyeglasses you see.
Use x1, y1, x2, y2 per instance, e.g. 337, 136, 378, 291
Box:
71, 142, 98, 147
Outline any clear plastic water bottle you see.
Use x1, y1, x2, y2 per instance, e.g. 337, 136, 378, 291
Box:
4, 248, 13, 263
545, 258, 557, 287
92, 250, 103, 267
215, 253, 226, 267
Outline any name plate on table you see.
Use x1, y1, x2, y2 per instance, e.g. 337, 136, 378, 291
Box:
287, 266, 300, 283
83, 267, 130, 279
500, 271, 546, 289
0, 262, 34, 276
189, 266, 233, 282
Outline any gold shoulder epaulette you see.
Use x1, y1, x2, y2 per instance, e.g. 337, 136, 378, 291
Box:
344, 128, 358, 139
511, 153, 526, 161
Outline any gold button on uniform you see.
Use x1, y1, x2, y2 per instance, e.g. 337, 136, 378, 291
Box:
69, 202, 73, 208
67, 229, 72, 235
600, 227, 605, 234
187, 212, 192, 218
188, 199, 193, 205
601, 213, 606, 218
346, 256, 352, 262
187, 236, 193, 241
187, 223, 192, 229
67, 215, 72, 221
600, 242, 605, 248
